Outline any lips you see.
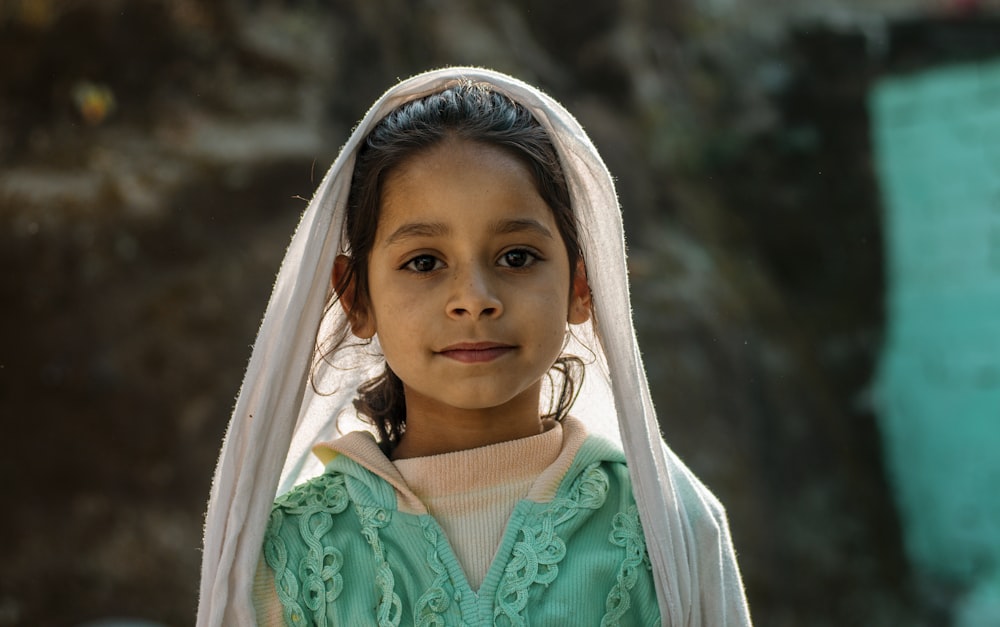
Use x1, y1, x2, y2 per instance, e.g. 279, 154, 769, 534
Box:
437, 342, 516, 363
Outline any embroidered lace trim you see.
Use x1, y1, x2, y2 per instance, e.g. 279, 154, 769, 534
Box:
414, 518, 456, 626
601, 504, 649, 626
264, 463, 648, 626
357, 504, 403, 626
264, 473, 350, 626
493, 463, 610, 626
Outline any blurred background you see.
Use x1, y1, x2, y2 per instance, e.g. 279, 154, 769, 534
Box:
2, 0, 1000, 625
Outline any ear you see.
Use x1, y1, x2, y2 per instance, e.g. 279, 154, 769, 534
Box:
567, 258, 592, 325
333, 254, 376, 339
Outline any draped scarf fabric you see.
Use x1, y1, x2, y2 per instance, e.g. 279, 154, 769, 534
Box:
197, 67, 752, 626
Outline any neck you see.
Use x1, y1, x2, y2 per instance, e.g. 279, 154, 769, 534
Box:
391, 383, 547, 460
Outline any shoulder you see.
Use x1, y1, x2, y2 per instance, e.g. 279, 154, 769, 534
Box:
262, 469, 372, 578
542, 434, 642, 533
265, 454, 403, 547
264, 470, 361, 564
271, 471, 352, 516
558, 433, 631, 497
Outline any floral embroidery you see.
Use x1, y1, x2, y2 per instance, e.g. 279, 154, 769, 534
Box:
601, 504, 647, 626
357, 504, 403, 626
265, 473, 351, 626
493, 464, 610, 626
414, 518, 455, 626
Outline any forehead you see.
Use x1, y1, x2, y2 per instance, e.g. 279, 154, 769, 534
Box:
386, 137, 534, 189
377, 138, 552, 232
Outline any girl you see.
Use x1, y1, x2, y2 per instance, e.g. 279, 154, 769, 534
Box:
198, 68, 751, 626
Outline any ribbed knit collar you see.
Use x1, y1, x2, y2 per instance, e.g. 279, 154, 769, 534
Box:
393, 421, 562, 499
313, 416, 589, 514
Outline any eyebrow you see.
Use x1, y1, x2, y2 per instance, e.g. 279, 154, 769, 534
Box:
490, 218, 555, 239
384, 221, 450, 245
384, 218, 554, 245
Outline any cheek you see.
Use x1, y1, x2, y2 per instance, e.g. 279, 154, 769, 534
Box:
523, 290, 572, 342
368, 280, 426, 339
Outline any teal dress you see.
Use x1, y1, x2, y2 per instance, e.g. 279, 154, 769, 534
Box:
262, 435, 660, 626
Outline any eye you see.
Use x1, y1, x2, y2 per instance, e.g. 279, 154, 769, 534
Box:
403, 254, 443, 273
498, 248, 539, 269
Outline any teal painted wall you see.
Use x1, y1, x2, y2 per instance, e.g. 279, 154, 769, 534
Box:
871, 59, 1000, 620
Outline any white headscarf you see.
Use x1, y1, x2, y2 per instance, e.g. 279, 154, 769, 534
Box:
197, 67, 752, 626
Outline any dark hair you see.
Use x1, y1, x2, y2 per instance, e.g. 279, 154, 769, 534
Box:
333, 80, 585, 453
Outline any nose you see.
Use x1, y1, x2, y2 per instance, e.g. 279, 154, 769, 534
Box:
447, 264, 503, 320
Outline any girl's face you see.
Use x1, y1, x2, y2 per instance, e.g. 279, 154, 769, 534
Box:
346, 137, 590, 423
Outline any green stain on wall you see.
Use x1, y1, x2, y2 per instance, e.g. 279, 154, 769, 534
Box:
871, 58, 1000, 611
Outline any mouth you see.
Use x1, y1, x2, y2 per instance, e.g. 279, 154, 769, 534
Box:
436, 342, 516, 364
